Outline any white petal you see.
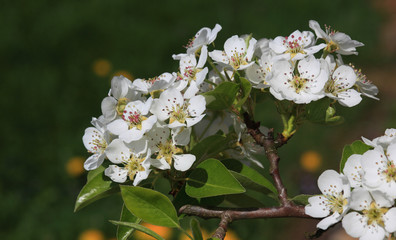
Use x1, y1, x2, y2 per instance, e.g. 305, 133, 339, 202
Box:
188, 95, 206, 117
361, 149, 386, 188
125, 137, 148, 155
105, 139, 131, 164
84, 153, 105, 171
224, 35, 245, 58
183, 83, 200, 99
150, 99, 169, 121
343, 154, 363, 188
101, 97, 117, 122
104, 165, 128, 183
308, 20, 328, 40
349, 188, 372, 211
209, 50, 228, 64
111, 76, 129, 99
384, 208, 396, 233
316, 212, 341, 230
107, 119, 129, 136
172, 127, 191, 146
133, 168, 151, 186
150, 158, 170, 170
83, 127, 104, 153
186, 114, 205, 127
305, 195, 331, 218
317, 170, 345, 196
360, 224, 385, 240
120, 128, 145, 143
197, 45, 208, 68
173, 154, 196, 171
342, 212, 367, 238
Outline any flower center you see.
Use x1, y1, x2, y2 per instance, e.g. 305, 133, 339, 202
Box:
230, 52, 248, 70
169, 104, 188, 124
123, 110, 147, 130
383, 161, 396, 182
116, 98, 129, 116
284, 36, 306, 59
183, 66, 201, 81
90, 138, 107, 153
363, 201, 388, 227
124, 155, 146, 181
290, 76, 308, 93
324, 41, 339, 53
146, 76, 160, 85
157, 140, 183, 165
326, 193, 348, 214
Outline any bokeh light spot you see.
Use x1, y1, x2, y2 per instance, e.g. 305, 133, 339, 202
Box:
66, 156, 85, 177
300, 150, 322, 172
93, 59, 112, 77
78, 229, 105, 240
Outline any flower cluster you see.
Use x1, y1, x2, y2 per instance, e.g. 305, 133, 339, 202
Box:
82, 21, 377, 187
306, 129, 396, 240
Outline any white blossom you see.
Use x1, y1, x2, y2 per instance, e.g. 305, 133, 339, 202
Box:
184, 24, 222, 54
305, 170, 351, 230
82, 117, 111, 170
132, 72, 175, 95
209, 35, 257, 71
150, 88, 206, 128
342, 188, 396, 240
309, 20, 364, 55
269, 30, 326, 60
324, 65, 362, 107
268, 56, 329, 104
362, 129, 396, 150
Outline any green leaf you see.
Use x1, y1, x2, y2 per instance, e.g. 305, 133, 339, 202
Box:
173, 185, 200, 210
190, 218, 203, 240
340, 140, 372, 172
186, 159, 245, 198
191, 134, 230, 163
74, 168, 119, 212
291, 194, 314, 205
235, 77, 252, 107
222, 159, 277, 194
202, 82, 239, 110
222, 192, 266, 208
116, 205, 141, 240
120, 186, 180, 228
306, 98, 331, 123
110, 221, 165, 240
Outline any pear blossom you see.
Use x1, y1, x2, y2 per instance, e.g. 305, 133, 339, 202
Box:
172, 52, 209, 98
305, 170, 351, 230
107, 98, 157, 143
360, 145, 396, 199
362, 129, 396, 150
342, 188, 396, 240
183, 24, 222, 54
269, 30, 326, 60
131, 72, 175, 95
209, 35, 257, 71
104, 139, 151, 185
350, 65, 379, 100
309, 20, 364, 55
147, 124, 196, 172
245, 53, 275, 89
268, 56, 329, 104
82, 117, 111, 170
101, 75, 140, 123
150, 88, 206, 128
324, 65, 362, 107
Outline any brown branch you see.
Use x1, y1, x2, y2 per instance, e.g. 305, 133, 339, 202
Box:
243, 112, 291, 206
179, 205, 309, 220
211, 212, 232, 239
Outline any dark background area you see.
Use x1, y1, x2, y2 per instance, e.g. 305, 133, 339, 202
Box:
1, 0, 395, 239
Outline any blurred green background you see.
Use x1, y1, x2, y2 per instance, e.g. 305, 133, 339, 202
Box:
2, 0, 396, 239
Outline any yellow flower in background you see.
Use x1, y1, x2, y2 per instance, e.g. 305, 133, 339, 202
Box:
78, 229, 105, 240
300, 150, 322, 172
133, 223, 172, 240
66, 156, 85, 177
113, 70, 134, 81
93, 59, 112, 77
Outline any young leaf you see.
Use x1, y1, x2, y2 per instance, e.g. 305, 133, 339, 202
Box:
120, 186, 180, 228
235, 77, 252, 107
340, 140, 372, 172
110, 221, 165, 240
190, 218, 203, 240
202, 82, 239, 110
222, 159, 277, 194
74, 169, 119, 212
117, 205, 141, 240
191, 134, 230, 163
291, 194, 314, 205
306, 98, 331, 123
186, 159, 245, 198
